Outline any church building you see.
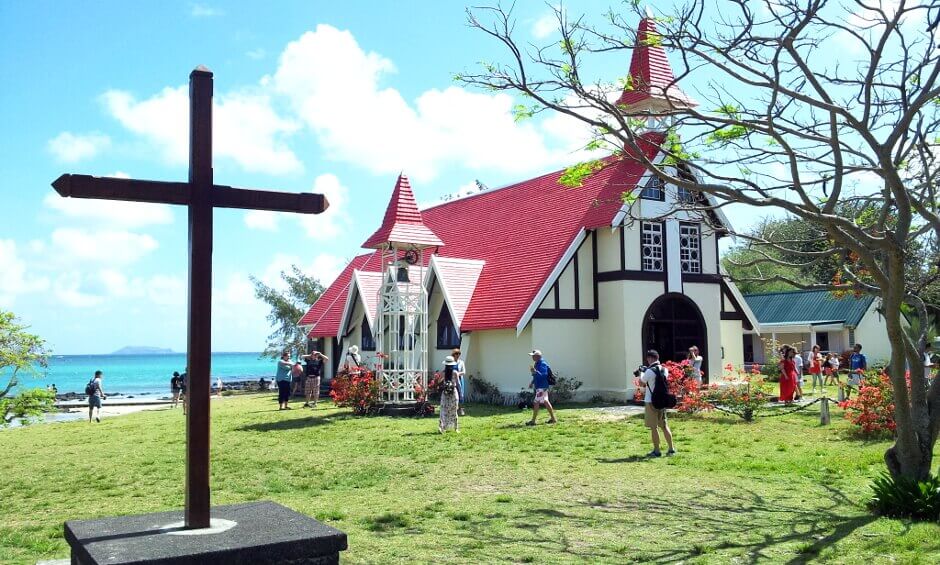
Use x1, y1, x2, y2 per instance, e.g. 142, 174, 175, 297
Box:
298, 15, 760, 401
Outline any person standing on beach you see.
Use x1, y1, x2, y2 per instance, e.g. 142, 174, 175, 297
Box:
302, 351, 328, 408
170, 371, 183, 409
180, 367, 188, 415
276, 351, 293, 410
88, 370, 106, 423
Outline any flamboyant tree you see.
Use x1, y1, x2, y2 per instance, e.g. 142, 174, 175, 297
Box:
458, 0, 939, 480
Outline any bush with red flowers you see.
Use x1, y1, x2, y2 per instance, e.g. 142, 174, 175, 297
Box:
839, 370, 898, 436
330, 369, 381, 415
632, 360, 701, 403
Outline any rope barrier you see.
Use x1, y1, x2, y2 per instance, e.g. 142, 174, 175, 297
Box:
706, 396, 826, 419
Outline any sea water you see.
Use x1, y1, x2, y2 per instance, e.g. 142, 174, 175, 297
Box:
10, 352, 277, 396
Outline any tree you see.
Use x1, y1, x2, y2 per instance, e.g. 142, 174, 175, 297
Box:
1, 311, 55, 426
460, 1, 940, 480
251, 266, 324, 359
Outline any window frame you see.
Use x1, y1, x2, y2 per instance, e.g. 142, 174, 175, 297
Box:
436, 305, 461, 349
360, 316, 376, 351
641, 221, 665, 272
679, 222, 702, 274
640, 175, 666, 201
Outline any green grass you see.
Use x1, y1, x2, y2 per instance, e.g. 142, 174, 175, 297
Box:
1, 396, 938, 564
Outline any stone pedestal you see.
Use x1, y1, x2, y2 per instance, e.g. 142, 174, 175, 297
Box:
64, 501, 347, 564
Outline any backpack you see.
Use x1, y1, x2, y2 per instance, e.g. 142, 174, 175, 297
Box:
650, 365, 677, 410
85, 379, 98, 396
547, 365, 557, 386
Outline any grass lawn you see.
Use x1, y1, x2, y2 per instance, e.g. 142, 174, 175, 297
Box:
1, 395, 938, 564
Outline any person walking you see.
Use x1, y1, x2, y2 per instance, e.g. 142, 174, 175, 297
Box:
215, 376, 224, 398
808, 345, 824, 394
87, 370, 106, 423
439, 356, 460, 433
275, 351, 293, 410
526, 349, 557, 426
687, 346, 703, 386
793, 348, 804, 400
170, 371, 183, 409
846, 344, 868, 399
778, 346, 797, 403
344, 345, 362, 376
639, 349, 675, 457
302, 351, 328, 408
824, 353, 841, 387
452, 348, 467, 416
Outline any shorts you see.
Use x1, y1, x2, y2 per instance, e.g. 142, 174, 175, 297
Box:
88, 395, 102, 408
305, 376, 321, 395
277, 380, 291, 403
534, 388, 550, 405
848, 375, 862, 387
644, 403, 667, 428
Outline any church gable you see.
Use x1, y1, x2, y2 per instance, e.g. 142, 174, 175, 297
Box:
533, 231, 597, 320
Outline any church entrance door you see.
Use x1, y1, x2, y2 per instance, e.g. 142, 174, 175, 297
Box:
642, 293, 708, 379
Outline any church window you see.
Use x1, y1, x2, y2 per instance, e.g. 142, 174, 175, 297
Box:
677, 186, 694, 204
437, 306, 460, 349
680, 222, 701, 274
641, 175, 665, 200
361, 316, 375, 351
641, 222, 664, 272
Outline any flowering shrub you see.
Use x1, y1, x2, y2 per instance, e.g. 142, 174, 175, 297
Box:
632, 360, 700, 403
330, 369, 381, 415
675, 364, 770, 421
839, 370, 897, 436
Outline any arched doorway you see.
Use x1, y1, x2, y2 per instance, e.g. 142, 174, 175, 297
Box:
642, 293, 708, 379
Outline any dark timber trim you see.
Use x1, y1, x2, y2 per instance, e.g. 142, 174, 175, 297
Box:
573, 250, 580, 310
597, 269, 665, 282
683, 273, 722, 284
719, 279, 754, 331
591, 230, 599, 318
533, 309, 597, 320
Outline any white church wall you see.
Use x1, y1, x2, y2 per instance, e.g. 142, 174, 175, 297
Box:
596, 228, 620, 272
855, 301, 891, 364
597, 281, 630, 399
623, 226, 641, 271
620, 280, 666, 393
683, 283, 723, 381
557, 262, 576, 309
720, 319, 745, 372
531, 318, 604, 398
577, 239, 595, 309
701, 228, 718, 275
469, 327, 533, 394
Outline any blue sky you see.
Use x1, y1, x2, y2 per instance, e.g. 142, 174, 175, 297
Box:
2, 0, 865, 354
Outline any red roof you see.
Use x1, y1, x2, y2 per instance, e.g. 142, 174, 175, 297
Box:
362, 174, 443, 249
300, 134, 664, 336
616, 16, 696, 110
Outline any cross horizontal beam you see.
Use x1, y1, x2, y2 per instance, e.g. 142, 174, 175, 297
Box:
52, 174, 329, 214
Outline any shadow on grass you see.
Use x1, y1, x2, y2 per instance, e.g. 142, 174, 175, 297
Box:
235, 412, 357, 432
453, 483, 877, 564
596, 455, 650, 464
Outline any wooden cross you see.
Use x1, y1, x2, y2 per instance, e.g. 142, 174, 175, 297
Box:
51, 67, 328, 529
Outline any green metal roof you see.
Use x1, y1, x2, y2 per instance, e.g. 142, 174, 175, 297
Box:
742, 290, 875, 327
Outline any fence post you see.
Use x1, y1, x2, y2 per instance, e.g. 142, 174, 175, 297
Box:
820, 396, 831, 426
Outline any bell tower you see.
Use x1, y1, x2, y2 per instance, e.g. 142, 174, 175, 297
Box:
362, 174, 443, 404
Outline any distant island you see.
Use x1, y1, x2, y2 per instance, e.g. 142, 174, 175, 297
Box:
111, 346, 175, 355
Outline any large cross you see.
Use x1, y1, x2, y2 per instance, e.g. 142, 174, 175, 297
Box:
51, 67, 328, 529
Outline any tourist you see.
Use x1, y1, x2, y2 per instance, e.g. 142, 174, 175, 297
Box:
439, 355, 460, 433
639, 349, 675, 457
87, 370, 106, 423
180, 367, 188, 415
302, 351, 328, 408
526, 349, 557, 426
170, 371, 183, 409
846, 344, 868, 399
808, 345, 824, 393
344, 345, 362, 375
215, 376, 224, 398
452, 348, 467, 415
924, 343, 936, 386
824, 353, 841, 387
793, 347, 804, 399
275, 351, 293, 410
290, 359, 305, 398
687, 346, 703, 386
778, 346, 797, 403
258, 377, 269, 391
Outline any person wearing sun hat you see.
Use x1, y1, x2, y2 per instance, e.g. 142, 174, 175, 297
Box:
439, 356, 460, 433
344, 345, 362, 376
526, 349, 557, 426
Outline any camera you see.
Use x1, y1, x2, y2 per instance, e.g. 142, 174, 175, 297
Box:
632, 364, 649, 378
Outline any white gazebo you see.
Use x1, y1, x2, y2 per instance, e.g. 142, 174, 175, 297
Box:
361, 174, 443, 404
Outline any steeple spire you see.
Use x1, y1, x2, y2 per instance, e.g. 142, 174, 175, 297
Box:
362, 173, 443, 249
616, 12, 697, 116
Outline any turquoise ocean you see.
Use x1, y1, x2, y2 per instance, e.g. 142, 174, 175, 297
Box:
13, 352, 277, 396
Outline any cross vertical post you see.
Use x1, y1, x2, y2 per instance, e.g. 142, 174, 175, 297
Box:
185, 67, 213, 529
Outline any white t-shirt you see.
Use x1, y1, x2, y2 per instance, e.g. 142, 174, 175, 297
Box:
828, 358, 840, 371
926, 352, 934, 380
640, 363, 662, 403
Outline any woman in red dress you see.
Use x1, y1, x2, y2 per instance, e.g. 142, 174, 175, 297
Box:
779, 346, 797, 403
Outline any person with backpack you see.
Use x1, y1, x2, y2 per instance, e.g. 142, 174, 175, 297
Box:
86, 370, 106, 423
526, 349, 557, 426
639, 350, 675, 457
170, 371, 183, 409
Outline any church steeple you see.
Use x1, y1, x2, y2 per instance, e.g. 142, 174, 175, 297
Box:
362, 173, 443, 250
616, 11, 697, 120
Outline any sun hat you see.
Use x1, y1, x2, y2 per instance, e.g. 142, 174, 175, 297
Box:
443, 356, 457, 366
529, 349, 542, 357
348, 345, 359, 354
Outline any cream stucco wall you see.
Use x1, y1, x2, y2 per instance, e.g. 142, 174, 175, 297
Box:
720, 319, 745, 372
468, 327, 532, 395
855, 300, 891, 364
596, 227, 620, 272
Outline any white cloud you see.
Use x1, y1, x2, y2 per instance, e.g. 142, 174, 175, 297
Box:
244, 210, 280, 231
49, 228, 159, 265
298, 173, 349, 240
47, 132, 111, 163
42, 184, 174, 229
532, 12, 559, 39
101, 87, 302, 175
0, 240, 49, 306
53, 272, 104, 308
190, 3, 223, 17
307, 253, 344, 285
271, 24, 568, 181
247, 48, 266, 60
145, 275, 186, 305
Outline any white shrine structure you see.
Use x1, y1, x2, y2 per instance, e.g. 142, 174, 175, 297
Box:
361, 175, 443, 403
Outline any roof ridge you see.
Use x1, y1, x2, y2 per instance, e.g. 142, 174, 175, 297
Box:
744, 288, 849, 298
